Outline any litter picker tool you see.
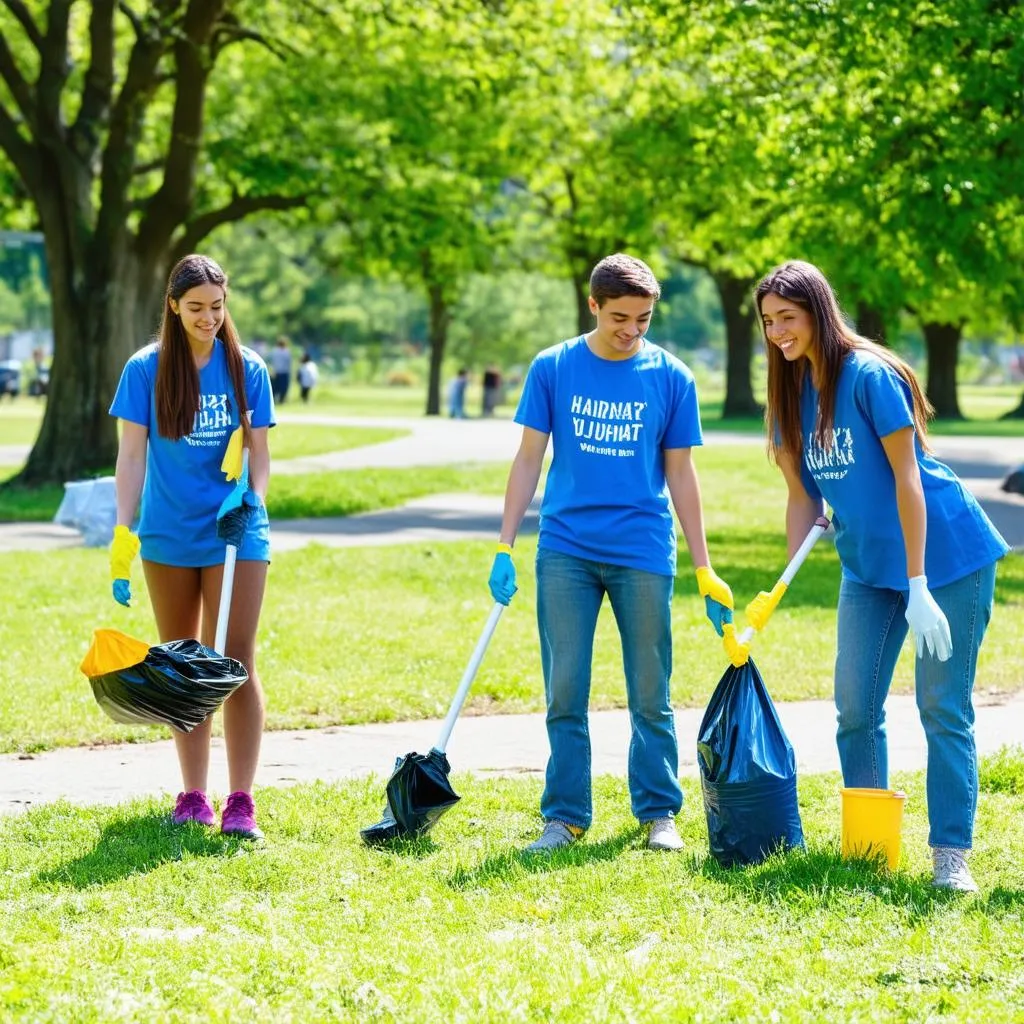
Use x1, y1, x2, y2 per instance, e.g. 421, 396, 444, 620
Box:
360, 602, 505, 845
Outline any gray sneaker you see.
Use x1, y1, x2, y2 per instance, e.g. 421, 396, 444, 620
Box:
932, 846, 979, 893
646, 815, 684, 851
524, 820, 578, 853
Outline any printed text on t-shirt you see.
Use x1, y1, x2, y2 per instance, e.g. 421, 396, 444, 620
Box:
184, 393, 232, 447
571, 394, 646, 456
805, 426, 855, 481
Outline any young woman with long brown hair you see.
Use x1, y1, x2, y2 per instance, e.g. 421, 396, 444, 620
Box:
747, 260, 1008, 891
108, 254, 275, 839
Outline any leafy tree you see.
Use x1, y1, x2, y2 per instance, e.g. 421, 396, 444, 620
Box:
0, 1, 320, 483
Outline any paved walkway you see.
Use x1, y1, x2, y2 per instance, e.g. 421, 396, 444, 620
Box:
3, 691, 1023, 816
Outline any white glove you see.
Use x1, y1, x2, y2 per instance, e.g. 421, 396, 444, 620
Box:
905, 575, 952, 662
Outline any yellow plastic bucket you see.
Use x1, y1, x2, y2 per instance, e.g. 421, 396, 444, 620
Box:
840, 787, 906, 871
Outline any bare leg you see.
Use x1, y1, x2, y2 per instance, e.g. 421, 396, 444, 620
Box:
201, 560, 268, 795
142, 561, 212, 792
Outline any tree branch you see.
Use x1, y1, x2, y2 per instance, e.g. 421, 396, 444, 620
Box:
35, 0, 73, 133
0, 27, 34, 125
96, 3, 180, 248
172, 193, 308, 258
133, 157, 164, 176
117, 0, 143, 37
71, 0, 117, 164
135, 0, 227, 258
0, 100, 40, 197
1, 0, 44, 51
211, 16, 297, 61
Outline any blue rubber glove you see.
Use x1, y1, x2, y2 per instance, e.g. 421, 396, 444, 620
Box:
112, 578, 132, 607
488, 545, 517, 605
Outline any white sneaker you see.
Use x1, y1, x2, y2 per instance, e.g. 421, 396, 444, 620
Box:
932, 846, 979, 893
524, 820, 578, 853
646, 816, 684, 852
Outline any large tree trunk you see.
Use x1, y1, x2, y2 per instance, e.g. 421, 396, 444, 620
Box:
0, 0, 302, 486
19, 232, 168, 483
921, 320, 964, 419
1001, 390, 1024, 419
712, 270, 762, 419
856, 302, 889, 345
424, 279, 451, 416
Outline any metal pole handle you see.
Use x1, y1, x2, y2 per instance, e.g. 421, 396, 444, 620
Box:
214, 449, 249, 655
737, 515, 831, 644
433, 602, 505, 753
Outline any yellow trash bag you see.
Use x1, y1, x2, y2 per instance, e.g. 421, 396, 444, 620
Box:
80, 628, 151, 677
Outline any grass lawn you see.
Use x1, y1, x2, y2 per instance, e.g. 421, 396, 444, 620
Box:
0, 421, 409, 521
1, 760, 1023, 1022
1, 474, 1021, 753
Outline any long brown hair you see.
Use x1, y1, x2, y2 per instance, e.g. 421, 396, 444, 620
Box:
154, 254, 250, 441
755, 260, 933, 462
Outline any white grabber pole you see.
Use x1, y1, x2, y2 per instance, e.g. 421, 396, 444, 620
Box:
737, 514, 832, 646
432, 602, 505, 755
214, 449, 250, 656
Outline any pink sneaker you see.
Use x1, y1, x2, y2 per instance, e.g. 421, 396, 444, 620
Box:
172, 790, 215, 826
221, 791, 264, 840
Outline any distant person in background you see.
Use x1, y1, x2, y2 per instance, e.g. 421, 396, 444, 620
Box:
448, 367, 469, 418
297, 351, 319, 404
269, 337, 292, 404
482, 365, 502, 417
28, 347, 49, 398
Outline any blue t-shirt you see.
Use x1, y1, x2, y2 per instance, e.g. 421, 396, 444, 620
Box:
515, 336, 703, 576
798, 350, 1008, 589
109, 340, 276, 567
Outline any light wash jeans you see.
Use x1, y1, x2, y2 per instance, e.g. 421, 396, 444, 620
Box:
835, 562, 997, 849
535, 548, 683, 829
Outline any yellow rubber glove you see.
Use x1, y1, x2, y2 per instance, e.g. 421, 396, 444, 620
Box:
109, 525, 140, 580
745, 581, 789, 632
721, 623, 751, 667
695, 565, 734, 636
109, 525, 141, 606
221, 426, 244, 482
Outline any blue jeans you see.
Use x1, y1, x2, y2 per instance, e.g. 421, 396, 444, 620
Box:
535, 548, 682, 829
835, 562, 997, 849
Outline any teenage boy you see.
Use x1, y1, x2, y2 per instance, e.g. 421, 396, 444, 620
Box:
489, 253, 734, 853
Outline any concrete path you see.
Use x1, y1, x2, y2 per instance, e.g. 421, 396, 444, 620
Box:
3, 690, 1022, 816
1, 417, 1021, 551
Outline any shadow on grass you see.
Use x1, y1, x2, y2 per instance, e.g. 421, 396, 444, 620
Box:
445, 826, 643, 890
701, 846, 1024, 918
35, 811, 241, 889
361, 834, 442, 859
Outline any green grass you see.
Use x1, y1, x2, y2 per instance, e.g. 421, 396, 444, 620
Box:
0, 406, 46, 447
267, 462, 510, 518
0, 421, 410, 521
1, 765, 1023, 1022
270, 424, 407, 460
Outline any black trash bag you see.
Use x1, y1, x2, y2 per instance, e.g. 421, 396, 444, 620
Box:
360, 748, 460, 845
1001, 465, 1024, 496
88, 638, 248, 733
697, 659, 804, 867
